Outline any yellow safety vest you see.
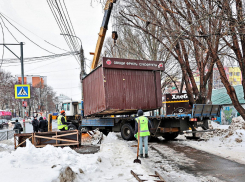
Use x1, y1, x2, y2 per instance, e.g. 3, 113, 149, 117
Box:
136, 116, 150, 137
57, 115, 68, 130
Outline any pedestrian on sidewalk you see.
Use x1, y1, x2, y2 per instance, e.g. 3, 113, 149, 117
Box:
32, 116, 39, 133
39, 117, 48, 132
134, 110, 152, 158
43, 117, 49, 132
13, 119, 23, 134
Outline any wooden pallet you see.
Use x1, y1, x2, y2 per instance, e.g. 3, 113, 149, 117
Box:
14, 130, 80, 149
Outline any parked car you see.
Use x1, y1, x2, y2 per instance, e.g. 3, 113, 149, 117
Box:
0, 119, 8, 129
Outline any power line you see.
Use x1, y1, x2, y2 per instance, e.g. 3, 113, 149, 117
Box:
1, 52, 75, 69
47, 0, 81, 67
2, 51, 79, 64
0, 12, 68, 52
48, 1, 75, 52
47, 0, 76, 57
58, 0, 79, 51
63, 0, 80, 50
0, 12, 55, 54
44, 40, 68, 52
0, 16, 19, 43
25, 55, 70, 73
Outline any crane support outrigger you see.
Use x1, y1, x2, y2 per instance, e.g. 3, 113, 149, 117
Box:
90, 0, 117, 70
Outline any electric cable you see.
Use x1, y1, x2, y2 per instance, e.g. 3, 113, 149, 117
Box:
56, 1, 79, 55
47, 0, 80, 66
0, 16, 19, 43
0, 12, 56, 54
0, 12, 68, 52
56, 0, 80, 61
63, 0, 80, 51
2, 51, 78, 64
1, 53, 76, 68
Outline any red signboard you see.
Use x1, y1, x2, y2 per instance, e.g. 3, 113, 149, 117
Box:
102, 57, 165, 71
22, 101, 27, 107
0, 111, 12, 116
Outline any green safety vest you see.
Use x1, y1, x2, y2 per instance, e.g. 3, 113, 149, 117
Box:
136, 116, 150, 137
57, 115, 68, 130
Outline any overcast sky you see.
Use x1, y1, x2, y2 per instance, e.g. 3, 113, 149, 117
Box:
0, 0, 113, 101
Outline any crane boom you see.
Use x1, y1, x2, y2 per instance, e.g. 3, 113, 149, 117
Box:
91, 0, 116, 70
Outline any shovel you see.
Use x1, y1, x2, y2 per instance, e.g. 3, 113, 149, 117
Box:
134, 118, 141, 164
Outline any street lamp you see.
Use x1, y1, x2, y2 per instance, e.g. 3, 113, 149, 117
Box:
60, 33, 82, 46
60, 33, 85, 102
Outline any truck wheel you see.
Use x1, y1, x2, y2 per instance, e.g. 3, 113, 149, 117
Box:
163, 132, 179, 140
121, 123, 134, 140
68, 124, 77, 130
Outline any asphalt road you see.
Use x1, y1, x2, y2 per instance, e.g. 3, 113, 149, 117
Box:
152, 139, 245, 182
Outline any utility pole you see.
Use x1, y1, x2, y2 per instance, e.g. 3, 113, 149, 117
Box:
20, 42, 25, 121
60, 33, 85, 117
80, 46, 85, 118
0, 42, 25, 118
80, 46, 85, 100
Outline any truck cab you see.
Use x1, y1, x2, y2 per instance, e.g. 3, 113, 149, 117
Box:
61, 100, 81, 119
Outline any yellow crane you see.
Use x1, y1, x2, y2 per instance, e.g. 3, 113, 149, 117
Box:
90, 0, 117, 70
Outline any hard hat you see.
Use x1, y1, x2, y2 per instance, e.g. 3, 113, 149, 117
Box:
61, 110, 65, 114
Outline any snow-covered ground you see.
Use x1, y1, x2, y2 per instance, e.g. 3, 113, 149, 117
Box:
0, 116, 244, 181
0, 134, 222, 182
179, 116, 245, 164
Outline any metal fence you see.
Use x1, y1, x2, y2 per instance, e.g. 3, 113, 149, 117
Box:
0, 130, 16, 141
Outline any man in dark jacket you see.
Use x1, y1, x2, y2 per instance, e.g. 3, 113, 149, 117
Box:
13, 119, 23, 134
39, 117, 48, 132
134, 110, 152, 158
32, 116, 39, 133
43, 117, 49, 132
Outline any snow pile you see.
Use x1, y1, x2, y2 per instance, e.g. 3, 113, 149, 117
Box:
204, 117, 245, 144
181, 117, 245, 164
0, 132, 154, 182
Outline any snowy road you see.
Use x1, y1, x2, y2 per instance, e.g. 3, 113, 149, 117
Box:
149, 139, 245, 182
0, 118, 244, 182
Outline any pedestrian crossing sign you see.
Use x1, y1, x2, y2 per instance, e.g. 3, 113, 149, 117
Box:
15, 84, 30, 99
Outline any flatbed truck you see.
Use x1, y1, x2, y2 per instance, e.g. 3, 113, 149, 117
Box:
78, 104, 221, 140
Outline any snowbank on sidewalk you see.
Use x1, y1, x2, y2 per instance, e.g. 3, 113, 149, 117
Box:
181, 117, 245, 164
0, 132, 155, 182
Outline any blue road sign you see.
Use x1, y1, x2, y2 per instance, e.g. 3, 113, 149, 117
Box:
15, 84, 30, 99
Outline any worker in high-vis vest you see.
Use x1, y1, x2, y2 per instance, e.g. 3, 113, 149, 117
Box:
57, 110, 68, 131
134, 109, 152, 158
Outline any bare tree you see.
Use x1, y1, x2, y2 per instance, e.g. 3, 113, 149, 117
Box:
0, 69, 58, 117
115, 0, 227, 106
0, 70, 15, 110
